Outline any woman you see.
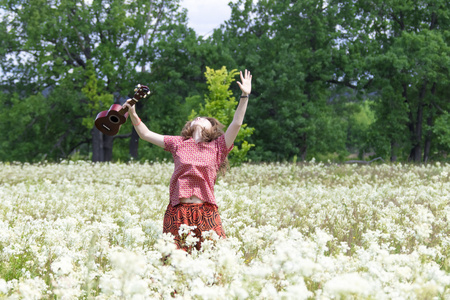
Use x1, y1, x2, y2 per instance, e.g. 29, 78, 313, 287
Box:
123, 69, 252, 250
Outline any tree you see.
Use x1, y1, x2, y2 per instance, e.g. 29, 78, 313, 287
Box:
0, 69, 90, 161
0, 0, 187, 162
351, 0, 450, 162
214, 0, 349, 161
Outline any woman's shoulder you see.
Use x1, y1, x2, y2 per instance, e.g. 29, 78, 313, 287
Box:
164, 135, 185, 152
165, 135, 184, 141
214, 134, 227, 146
209, 134, 225, 143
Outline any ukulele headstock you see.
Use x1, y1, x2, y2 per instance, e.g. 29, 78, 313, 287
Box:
133, 84, 151, 101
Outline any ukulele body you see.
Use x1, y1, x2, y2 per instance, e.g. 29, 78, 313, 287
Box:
95, 104, 129, 136
94, 84, 150, 136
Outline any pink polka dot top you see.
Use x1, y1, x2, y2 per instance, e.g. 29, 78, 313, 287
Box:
164, 135, 233, 206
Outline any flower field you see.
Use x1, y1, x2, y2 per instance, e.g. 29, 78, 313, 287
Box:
1, 160, 450, 299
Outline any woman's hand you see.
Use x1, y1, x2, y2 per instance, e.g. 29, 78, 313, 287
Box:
123, 99, 137, 115
237, 69, 252, 96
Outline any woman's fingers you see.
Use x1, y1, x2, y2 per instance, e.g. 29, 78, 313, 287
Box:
242, 69, 249, 79
241, 69, 251, 83
123, 99, 131, 106
236, 69, 252, 94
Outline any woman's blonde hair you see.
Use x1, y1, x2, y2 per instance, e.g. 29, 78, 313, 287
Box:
180, 117, 229, 175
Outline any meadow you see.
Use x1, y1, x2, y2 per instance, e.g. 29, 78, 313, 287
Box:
0, 160, 449, 299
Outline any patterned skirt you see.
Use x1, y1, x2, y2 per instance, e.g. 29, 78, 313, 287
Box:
163, 202, 226, 251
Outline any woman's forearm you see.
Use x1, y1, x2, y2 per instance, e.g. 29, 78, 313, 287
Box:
232, 94, 249, 126
224, 94, 249, 148
129, 112, 141, 127
129, 112, 145, 137
129, 112, 165, 148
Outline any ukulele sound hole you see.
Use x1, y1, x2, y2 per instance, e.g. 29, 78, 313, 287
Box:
109, 115, 120, 124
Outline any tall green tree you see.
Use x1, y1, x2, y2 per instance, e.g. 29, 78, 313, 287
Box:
0, 69, 90, 161
215, 0, 349, 161
0, 0, 187, 162
351, 0, 450, 162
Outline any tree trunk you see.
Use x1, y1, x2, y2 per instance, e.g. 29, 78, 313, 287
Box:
412, 131, 422, 163
403, 83, 415, 162
92, 127, 114, 162
424, 122, 432, 163
300, 133, 307, 161
92, 127, 104, 162
423, 83, 436, 162
130, 127, 139, 159
390, 141, 398, 162
103, 134, 114, 161
414, 105, 424, 162
410, 82, 427, 162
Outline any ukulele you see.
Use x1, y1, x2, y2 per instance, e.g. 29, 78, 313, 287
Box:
94, 84, 151, 136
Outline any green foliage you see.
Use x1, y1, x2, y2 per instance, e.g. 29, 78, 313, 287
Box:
353, 102, 375, 128
345, 101, 376, 159
81, 61, 114, 130
350, 0, 450, 162
0, 75, 88, 162
433, 112, 450, 152
190, 66, 239, 123
190, 66, 255, 165
218, 0, 349, 161
0, 0, 449, 163
0, 0, 188, 162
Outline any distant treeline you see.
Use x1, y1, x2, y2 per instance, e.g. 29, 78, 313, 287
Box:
1, 0, 449, 163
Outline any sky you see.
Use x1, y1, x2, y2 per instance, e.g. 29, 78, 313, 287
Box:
180, 0, 237, 37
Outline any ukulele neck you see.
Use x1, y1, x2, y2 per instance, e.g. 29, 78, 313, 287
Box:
118, 98, 138, 115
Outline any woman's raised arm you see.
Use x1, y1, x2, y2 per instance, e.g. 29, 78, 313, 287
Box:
123, 99, 165, 148
224, 69, 252, 149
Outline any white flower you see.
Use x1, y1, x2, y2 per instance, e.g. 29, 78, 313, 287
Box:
414, 206, 434, 240
0, 279, 7, 294
185, 234, 200, 248
202, 230, 220, 241
313, 228, 333, 254
13, 278, 47, 299
229, 280, 249, 299
155, 234, 178, 256
124, 227, 146, 247
51, 256, 73, 275
280, 277, 312, 300
178, 224, 197, 236
109, 249, 146, 276
260, 282, 278, 298
324, 272, 373, 298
